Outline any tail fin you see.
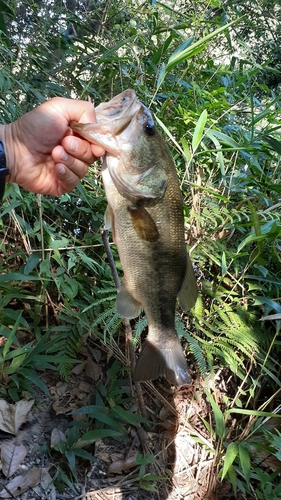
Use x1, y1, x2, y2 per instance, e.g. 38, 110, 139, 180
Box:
133, 336, 192, 386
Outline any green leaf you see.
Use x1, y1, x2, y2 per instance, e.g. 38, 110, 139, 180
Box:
18, 367, 49, 394
238, 443, 251, 485
65, 450, 76, 473
237, 233, 272, 253
248, 200, 263, 252
151, 33, 174, 68
227, 464, 237, 495
2, 313, 22, 358
262, 134, 281, 155
221, 251, 227, 277
205, 390, 226, 439
206, 129, 241, 149
154, 115, 184, 154
24, 253, 41, 274
221, 442, 239, 480
72, 405, 125, 432
0, 201, 22, 217
0, 273, 44, 282
226, 408, 281, 418
155, 18, 239, 89
165, 20, 239, 73
79, 429, 122, 444
4, 353, 27, 374
63, 275, 78, 299
168, 36, 194, 62
111, 405, 150, 426
192, 109, 208, 151
72, 448, 95, 461
156, 62, 166, 89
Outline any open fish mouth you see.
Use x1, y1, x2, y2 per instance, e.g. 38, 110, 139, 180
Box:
95, 89, 142, 131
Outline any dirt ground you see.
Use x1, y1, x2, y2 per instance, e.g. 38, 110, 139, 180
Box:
0, 335, 245, 500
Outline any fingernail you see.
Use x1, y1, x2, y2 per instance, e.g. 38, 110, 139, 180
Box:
69, 138, 78, 152
60, 150, 68, 161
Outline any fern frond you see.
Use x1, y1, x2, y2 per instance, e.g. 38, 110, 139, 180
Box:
133, 316, 148, 342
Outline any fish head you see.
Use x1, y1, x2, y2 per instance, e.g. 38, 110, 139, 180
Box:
103, 95, 167, 200
71, 89, 168, 202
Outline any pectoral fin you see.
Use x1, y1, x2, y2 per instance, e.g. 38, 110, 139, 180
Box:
116, 284, 142, 319
127, 205, 160, 242
178, 254, 198, 311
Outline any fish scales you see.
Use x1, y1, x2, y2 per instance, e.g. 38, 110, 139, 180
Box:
70, 89, 198, 385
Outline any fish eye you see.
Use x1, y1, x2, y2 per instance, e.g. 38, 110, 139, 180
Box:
144, 123, 155, 136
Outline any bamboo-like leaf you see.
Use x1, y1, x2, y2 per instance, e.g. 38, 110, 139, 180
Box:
156, 18, 240, 88
3, 313, 23, 358
156, 62, 167, 88
221, 442, 239, 480
165, 19, 239, 73
248, 200, 263, 253
24, 253, 41, 275
78, 429, 122, 446
227, 464, 237, 495
180, 137, 191, 162
205, 390, 226, 439
154, 115, 185, 154
0, 273, 43, 282
226, 409, 281, 418
111, 405, 149, 426
262, 134, 281, 155
221, 251, 227, 277
192, 109, 208, 151
168, 36, 194, 62
207, 129, 240, 149
238, 443, 251, 485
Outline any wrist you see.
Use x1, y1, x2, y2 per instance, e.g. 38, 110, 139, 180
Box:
0, 124, 11, 200
0, 123, 16, 184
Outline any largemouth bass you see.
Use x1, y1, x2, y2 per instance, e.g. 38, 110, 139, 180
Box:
71, 89, 198, 385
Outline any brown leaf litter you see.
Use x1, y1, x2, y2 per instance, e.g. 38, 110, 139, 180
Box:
0, 339, 250, 500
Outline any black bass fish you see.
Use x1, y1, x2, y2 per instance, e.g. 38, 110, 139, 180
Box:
71, 89, 198, 385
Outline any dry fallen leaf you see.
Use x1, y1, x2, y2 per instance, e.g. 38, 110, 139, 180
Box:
50, 428, 67, 448
108, 451, 138, 474
33, 470, 55, 497
85, 356, 102, 381
0, 467, 49, 498
0, 399, 34, 435
1, 437, 27, 477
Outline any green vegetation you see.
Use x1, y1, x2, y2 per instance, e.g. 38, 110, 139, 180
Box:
0, 0, 281, 498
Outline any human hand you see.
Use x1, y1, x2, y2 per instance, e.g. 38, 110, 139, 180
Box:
0, 97, 104, 197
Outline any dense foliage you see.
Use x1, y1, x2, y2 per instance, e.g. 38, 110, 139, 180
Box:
0, 0, 281, 497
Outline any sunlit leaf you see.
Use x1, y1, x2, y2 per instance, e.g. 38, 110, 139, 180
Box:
192, 109, 208, 151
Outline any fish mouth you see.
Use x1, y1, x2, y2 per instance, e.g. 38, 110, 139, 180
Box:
95, 89, 142, 135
